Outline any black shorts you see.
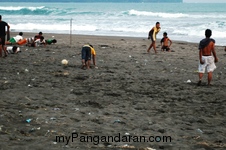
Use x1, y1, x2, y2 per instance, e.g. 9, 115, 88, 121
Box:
162, 46, 170, 51
0, 36, 6, 46
81, 46, 91, 61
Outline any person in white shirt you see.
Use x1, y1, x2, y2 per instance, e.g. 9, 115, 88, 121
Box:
6, 46, 21, 54
5, 32, 23, 45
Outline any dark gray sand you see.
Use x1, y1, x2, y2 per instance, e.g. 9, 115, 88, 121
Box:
0, 32, 226, 150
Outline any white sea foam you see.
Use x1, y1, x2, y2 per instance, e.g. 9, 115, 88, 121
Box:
1, 3, 226, 45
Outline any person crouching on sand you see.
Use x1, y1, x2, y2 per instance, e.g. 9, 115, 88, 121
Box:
81, 44, 96, 69
160, 32, 172, 52
147, 22, 161, 54
5, 46, 21, 54
197, 29, 218, 86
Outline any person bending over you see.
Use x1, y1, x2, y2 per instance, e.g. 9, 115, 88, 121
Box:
81, 44, 96, 69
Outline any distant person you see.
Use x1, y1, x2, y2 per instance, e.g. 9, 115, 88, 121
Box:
45, 39, 57, 45
197, 29, 218, 86
0, 15, 10, 57
160, 32, 172, 52
5, 32, 23, 45
27, 36, 46, 47
6, 46, 21, 54
81, 44, 96, 69
34, 32, 43, 40
147, 22, 161, 54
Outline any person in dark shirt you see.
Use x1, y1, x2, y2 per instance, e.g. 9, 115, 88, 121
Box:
0, 15, 10, 57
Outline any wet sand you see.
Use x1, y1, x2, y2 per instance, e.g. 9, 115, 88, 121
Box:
0, 32, 226, 150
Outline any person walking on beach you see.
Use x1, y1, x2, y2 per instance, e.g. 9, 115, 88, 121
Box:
0, 15, 10, 57
147, 22, 161, 54
160, 32, 172, 52
197, 29, 218, 86
81, 44, 96, 69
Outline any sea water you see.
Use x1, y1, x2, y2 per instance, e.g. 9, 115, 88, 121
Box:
0, 2, 226, 45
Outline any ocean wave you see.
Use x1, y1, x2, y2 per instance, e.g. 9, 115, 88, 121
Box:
126, 9, 226, 19
127, 9, 189, 18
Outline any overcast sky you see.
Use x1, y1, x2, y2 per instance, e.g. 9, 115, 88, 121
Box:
184, 0, 226, 3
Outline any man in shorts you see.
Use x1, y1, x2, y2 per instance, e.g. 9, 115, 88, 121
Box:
0, 15, 10, 57
197, 29, 218, 86
160, 32, 172, 52
81, 44, 96, 69
147, 22, 161, 54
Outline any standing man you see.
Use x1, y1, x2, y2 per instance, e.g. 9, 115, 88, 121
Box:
0, 15, 10, 58
197, 29, 218, 86
81, 44, 96, 69
147, 22, 161, 54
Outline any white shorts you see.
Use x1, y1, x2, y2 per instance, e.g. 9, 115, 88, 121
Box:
198, 56, 216, 73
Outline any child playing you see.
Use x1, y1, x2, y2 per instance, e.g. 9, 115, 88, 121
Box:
160, 32, 172, 52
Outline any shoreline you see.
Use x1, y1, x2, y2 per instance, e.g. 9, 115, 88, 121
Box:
10, 31, 225, 48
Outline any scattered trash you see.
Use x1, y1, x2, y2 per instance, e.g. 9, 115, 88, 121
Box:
50, 117, 56, 120
95, 66, 98, 69
144, 59, 148, 65
187, 79, 192, 83
146, 147, 156, 150
113, 119, 121, 124
45, 130, 50, 136
4, 81, 8, 84
25, 69, 29, 72
129, 55, 131, 58
17, 72, 20, 75
73, 108, 79, 111
53, 108, 60, 111
28, 84, 32, 87
0, 125, 3, 131
117, 144, 135, 149
26, 119, 32, 123
136, 61, 139, 64
125, 132, 130, 135
53, 142, 57, 144
31, 78, 35, 81
36, 127, 41, 130
197, 128, 203, 133
29, 128, 35, 133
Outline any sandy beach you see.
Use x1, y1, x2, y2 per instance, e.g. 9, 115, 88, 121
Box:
0, 32, 226, 150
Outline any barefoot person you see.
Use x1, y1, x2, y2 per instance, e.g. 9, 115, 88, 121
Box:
197, 29, 218, 86
147, 22, 161, 54
160, 32, 172, 52
0, 15, 10, 57
81, 44, 96, 69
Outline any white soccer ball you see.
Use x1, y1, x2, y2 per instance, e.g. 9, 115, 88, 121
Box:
61, 59, 68, 65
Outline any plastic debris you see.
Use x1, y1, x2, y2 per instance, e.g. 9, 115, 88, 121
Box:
53, 108, 60, 111
50, 117, 56, 120
26, 119, 32, 123
125, 132, 130, 135
197, 128, 203, 133
187, 80, 191, 83
25, 69, 29, 72
113, 119, 121, 124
